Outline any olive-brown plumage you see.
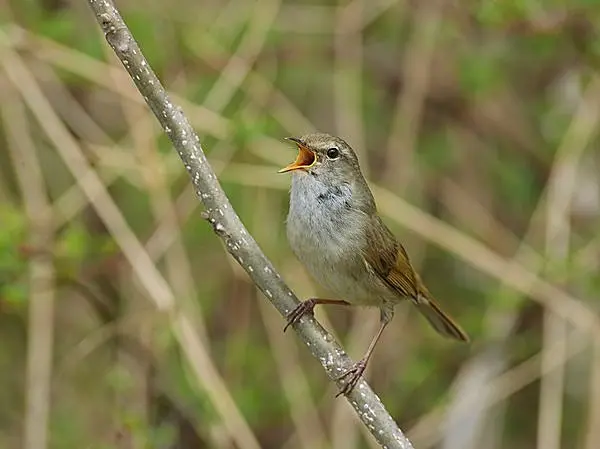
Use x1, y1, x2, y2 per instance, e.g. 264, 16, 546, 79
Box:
363, 214, 469, 341
280, 133, 469, 395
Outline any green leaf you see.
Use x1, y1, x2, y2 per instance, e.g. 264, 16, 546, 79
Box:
2, 282, 29, 307
459, 53, 503, 95
56, 225, 88, 261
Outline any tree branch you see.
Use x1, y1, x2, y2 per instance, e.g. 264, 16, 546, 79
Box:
85, 1, 414, 447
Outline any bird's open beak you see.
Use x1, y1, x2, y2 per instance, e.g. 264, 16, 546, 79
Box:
279, 137, 316, 173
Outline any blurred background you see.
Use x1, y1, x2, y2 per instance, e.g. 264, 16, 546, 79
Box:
1, 0, 600, 448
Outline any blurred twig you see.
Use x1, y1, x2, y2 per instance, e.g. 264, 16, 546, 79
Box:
3, 86, 55, 449
115, 78, 211, 445
203, 0, 281, 112
54, 286, 212, 446
410, 328, 589, 448
253, 190, 329, 449
537, 70, 595, 449
33, 62, 116, 145
0, 29, 262, 449
277, 0, 396, 34
5, 25, 230, 139
189, 32, 315, 134
586, 338, 600, 449
415, 70, 600, 449
383, 0, 443, 189
373, 184, 600, 337
334, 0, 366, 176
82, 2, 414, 448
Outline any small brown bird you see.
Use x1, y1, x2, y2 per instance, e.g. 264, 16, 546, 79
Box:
280, 133, 469, 396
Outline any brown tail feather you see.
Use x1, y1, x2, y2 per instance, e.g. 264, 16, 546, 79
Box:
416, 297, 469, 342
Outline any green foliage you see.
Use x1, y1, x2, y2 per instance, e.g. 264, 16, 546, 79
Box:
0, 205, 28, 308
122, 11, 170, 75
1, 282, 28, 307
2, 0, 600, 447
225, 332, 288, 425
459, 51, 505, 96
56, 224, 88, 261
50, 406, 88, 449
34, 13, 75, 45
419, 131, 455, 173
476, 0, 537, 25
492, 151, 538, 213
230, 113, 272, 149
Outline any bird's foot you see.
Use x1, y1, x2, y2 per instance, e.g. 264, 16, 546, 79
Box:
335, 359, 367, 397
283, 298, 317, 332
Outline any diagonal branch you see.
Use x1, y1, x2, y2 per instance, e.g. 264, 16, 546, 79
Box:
84, 1, 414, 448
0, 35, 262, 449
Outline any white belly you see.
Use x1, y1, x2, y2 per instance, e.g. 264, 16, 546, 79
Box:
286, 173, 387, 306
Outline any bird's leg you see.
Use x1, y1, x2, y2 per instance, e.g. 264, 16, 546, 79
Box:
335, 321, 388, 396
335, 307, 392, 397
283, 298, 350, 332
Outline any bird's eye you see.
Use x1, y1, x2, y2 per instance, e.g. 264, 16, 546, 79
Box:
326, 147, 340, 159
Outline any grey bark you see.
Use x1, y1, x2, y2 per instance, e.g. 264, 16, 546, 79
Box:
85, 1, 414, 448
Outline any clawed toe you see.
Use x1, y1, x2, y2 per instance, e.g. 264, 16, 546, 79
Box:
335, 360, 367, 397
283, 300, 315, 332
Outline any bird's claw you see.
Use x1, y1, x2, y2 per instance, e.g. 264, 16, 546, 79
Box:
335, 359, 367, 397
283, 299, 316, 332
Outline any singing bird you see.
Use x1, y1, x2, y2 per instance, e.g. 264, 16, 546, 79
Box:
279, 133, 469, 395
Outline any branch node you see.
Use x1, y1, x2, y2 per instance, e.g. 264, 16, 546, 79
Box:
98, 13, 111, 30
106, 27, 132, 53
201, 210, 230, 239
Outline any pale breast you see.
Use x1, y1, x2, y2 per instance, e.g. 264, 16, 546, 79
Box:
286, 173, 388, 306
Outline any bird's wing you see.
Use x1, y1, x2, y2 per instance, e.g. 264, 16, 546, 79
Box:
362, 216, 470, 342
362, 215, 417, 299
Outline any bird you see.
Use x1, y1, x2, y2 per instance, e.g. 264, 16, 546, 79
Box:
279, 132, 469, 396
